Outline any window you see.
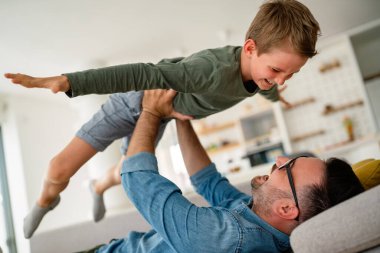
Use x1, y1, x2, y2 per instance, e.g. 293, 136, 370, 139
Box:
0, 127, 17, 253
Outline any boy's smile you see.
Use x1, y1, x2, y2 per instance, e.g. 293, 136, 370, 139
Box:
241, 39, 308, 90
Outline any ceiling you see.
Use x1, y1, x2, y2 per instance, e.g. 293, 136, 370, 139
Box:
1, 0, 380, 98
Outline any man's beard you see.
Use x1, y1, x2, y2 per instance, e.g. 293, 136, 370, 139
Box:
252, 184, 274, 216
252, 184, 292, 217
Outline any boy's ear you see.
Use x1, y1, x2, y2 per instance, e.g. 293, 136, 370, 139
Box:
273, 199, 299, 220
243, 39, 256, 56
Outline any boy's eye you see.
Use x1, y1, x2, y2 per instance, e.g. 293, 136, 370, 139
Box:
271, 68, 280, 72
286, 73, 294, 79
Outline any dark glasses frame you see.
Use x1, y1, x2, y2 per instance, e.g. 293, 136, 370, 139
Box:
277, 156, 308, 221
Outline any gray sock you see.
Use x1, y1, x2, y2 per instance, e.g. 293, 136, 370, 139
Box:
90, 180, 106, 222
23, 196, 61, 239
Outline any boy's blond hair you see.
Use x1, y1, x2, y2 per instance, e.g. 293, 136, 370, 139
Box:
245, 0, 320, 58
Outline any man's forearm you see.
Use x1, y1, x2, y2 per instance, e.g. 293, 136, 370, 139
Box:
126, 111, 160, 157
176, 120, 211, 176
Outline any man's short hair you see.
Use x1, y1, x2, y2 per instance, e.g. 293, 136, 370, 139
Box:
298, 158, 364, 223
245, 0, 321, 58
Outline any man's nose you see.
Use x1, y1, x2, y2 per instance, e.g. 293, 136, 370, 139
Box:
252, 175, 269, 188
275, 156, 290, 167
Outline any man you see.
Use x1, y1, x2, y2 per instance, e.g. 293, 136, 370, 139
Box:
83, 89, 364, 253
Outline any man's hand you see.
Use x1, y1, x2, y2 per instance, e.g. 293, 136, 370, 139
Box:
4, 73, 70, 93
126, 89, 192, 157
142, 89, 193, 120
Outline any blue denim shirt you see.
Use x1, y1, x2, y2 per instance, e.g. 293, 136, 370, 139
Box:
97, 152, 290, 253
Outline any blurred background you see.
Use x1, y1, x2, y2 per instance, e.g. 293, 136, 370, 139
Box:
0, 0, 380, 252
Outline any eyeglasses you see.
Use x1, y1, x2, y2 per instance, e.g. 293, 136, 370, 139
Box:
277, 156, 308, 221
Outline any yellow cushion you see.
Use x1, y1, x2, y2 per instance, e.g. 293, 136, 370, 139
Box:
352, 159, 380, 190
352, 159, 375, 170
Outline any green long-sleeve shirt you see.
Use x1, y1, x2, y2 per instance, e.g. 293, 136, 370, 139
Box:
64, 46, 279, 119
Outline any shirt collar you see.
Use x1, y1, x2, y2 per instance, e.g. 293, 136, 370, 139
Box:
235, 200, 290, 247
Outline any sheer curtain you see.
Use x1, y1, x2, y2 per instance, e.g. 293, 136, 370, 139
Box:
0, 127, 17, 253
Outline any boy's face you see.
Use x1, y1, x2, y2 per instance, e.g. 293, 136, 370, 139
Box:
242, 39, 308, 90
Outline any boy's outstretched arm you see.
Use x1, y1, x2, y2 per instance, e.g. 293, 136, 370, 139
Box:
4, 73, 70, 93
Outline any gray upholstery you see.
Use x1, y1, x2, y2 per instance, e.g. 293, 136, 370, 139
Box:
290, 185, 380, 253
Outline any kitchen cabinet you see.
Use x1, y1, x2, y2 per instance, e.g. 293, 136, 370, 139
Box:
192, 96, 287, 175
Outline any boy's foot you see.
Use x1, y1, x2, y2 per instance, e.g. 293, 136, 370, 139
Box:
89, 180, 106, 222
23, 196, 61, 238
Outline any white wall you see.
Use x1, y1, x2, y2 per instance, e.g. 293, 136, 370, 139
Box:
1, 94, 83, 252
0, 93, 130, 252
0, 91, 184, 252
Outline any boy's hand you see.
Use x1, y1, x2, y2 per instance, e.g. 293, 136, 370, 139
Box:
278, 85, 293, 109
142, 89, 193, 121
4, 73, 70, 93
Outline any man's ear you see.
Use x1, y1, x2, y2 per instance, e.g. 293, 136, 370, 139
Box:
243, 39, 256, 57
273, 199, 299, 220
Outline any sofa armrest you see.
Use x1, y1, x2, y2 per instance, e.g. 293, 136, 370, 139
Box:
290, 185, 380, 253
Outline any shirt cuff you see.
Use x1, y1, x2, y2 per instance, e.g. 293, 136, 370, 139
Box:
190, 163, 219, 187
121, 152, 158, 175
57, 73, 72, 98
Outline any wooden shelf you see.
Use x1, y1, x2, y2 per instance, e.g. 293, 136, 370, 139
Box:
284, 97, 315, 111
206, 142, 240, 155
322, 100, 364, 115
196, 121, 236, 136
320, 134, 380, 153
291, 129, 325, 142
319, 59, 341, 73
363, 71, 380, 82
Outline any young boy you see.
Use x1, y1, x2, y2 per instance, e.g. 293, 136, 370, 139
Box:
4, 0, 320, 239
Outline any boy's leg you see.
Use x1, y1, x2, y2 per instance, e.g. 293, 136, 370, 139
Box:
93, 156, 124, 195
24, 137, 98, 238
90, 92, 172, 221
24, 92, 142, 237
90, 156, 125, 222
40, 137, 98, 206
80, 91, 145, 221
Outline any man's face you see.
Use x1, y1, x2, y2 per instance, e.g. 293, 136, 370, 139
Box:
251, 156, 326, 212
243, 40, 308, 90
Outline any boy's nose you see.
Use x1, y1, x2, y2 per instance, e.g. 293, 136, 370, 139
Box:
275, 76, 286, 85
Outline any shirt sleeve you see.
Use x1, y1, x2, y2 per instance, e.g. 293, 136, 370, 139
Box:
190, 163, 250, 208
258, 85, 279, 102
63, 54, 220, 98
120, 152, 242, 252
